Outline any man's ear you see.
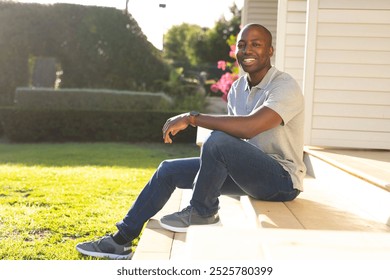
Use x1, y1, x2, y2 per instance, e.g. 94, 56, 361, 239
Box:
269, 46, 274, 57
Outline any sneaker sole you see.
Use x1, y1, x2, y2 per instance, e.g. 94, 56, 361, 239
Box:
159, 220, 222, 233
76, 246, 133, 260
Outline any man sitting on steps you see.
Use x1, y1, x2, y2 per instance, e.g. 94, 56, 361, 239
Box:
76, 23, 306, 260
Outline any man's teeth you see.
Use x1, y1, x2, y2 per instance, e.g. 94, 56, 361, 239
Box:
244, 58, 255, 62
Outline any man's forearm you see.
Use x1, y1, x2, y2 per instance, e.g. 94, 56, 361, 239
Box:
192, 107, 282, 139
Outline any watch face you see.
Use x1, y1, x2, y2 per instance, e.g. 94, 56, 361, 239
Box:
190, 111, 200, 116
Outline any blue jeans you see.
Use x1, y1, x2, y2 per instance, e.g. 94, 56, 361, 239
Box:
116, 131, 299, 241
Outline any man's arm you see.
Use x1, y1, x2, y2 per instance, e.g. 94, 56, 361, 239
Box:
162, 106, 282, 144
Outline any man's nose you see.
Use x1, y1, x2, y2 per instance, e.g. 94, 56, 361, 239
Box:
242, 45, 252, 54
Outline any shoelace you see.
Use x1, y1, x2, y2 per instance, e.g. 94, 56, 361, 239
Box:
96, 235, 112, 245
177, 206, 193, 216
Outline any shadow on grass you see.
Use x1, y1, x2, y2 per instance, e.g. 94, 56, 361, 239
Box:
0, 142, 199, 168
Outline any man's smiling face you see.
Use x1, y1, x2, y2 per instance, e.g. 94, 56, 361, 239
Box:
235, 25, 274, 85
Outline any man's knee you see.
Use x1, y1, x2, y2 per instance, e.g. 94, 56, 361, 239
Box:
157, 159, 176, 175
203, 131, 238, 151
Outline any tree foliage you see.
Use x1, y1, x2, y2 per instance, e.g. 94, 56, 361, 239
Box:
163, 23, 204, 67
163, 3, 241, 69
0, 2, 170, 105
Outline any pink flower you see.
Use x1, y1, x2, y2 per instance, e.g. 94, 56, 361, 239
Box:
211, 72, 238, 102
210, 84, 220, 93
217, 60, 227, 71
212, 40, 239, 102
229, 45, 236, 59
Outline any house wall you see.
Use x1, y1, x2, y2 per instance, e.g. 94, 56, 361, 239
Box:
243, 0, 390, 150
275, 0, 306, 89
304, 0, 390, 149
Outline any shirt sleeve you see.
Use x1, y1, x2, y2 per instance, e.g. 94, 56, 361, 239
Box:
263, 75, 304, 125
227, 79, 238, 116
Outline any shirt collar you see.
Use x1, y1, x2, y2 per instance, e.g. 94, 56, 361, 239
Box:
244, 66, 277, 91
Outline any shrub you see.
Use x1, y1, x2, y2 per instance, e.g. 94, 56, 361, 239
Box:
0, 108, 196, 143
14, 88, 172, 111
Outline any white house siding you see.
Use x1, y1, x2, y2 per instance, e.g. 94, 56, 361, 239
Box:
242, 0, 278, 64
304, 0, 390, 149
275, 0, 307, 89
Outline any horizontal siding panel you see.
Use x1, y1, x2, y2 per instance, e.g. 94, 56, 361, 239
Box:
285, 46, 305, 57
287, 0, 307, 12
286, 23, 306, 34
246, 17, 274, 23
318, 10, 390, 24
311, 130, 390, 149
248, 15, 276, 23
312, 116, 390, 132
318, 0, 390, 10
317, 23, 390, 38
286, 68, 303, 76
315, 77, 390, 92
246, 7, 277, 16
286, 34, 306, 46
248, 0, 278, 9
314, 90, 390, 106
287, 11, 307, 23
316, 50, 390, 65
285, 57, 304, 69
317, 37, 390, 51
313, 103, 390, 119
316, 63, 390, 79
263, 24, 277, 31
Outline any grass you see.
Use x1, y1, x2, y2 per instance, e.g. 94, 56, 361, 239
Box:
0, 142, 199, 260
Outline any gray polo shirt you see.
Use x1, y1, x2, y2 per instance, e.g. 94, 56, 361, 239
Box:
227, 67, 306, 191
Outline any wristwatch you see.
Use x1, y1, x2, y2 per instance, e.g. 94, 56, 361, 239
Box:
189, 111, 200, 127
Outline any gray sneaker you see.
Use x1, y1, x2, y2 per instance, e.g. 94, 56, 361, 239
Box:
76, 235, 133, 260
159, 206, 220, 233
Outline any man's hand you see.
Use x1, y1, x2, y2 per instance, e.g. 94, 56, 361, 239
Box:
162, 113, 190, 144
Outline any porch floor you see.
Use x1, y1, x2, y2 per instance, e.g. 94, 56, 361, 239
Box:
132, 147, 390, 260
305, 146, 390, 191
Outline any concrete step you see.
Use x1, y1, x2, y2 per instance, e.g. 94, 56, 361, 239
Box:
132, 189, 254, 260
180, 227, 390, 260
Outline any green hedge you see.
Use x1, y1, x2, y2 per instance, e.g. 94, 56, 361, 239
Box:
15, 88, 172, 111
0, 108, 196, 143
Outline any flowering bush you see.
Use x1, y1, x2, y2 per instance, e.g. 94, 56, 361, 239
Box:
210, 36, 239, 102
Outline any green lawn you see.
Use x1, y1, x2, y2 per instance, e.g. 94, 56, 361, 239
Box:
0, 142, 199, 260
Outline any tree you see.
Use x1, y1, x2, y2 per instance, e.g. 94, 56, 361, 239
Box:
163, 3, 241, 71
163, 23, 205, 67
195, 3, 241, 66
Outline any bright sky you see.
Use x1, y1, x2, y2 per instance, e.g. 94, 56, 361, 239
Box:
17, 0, 244, 49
